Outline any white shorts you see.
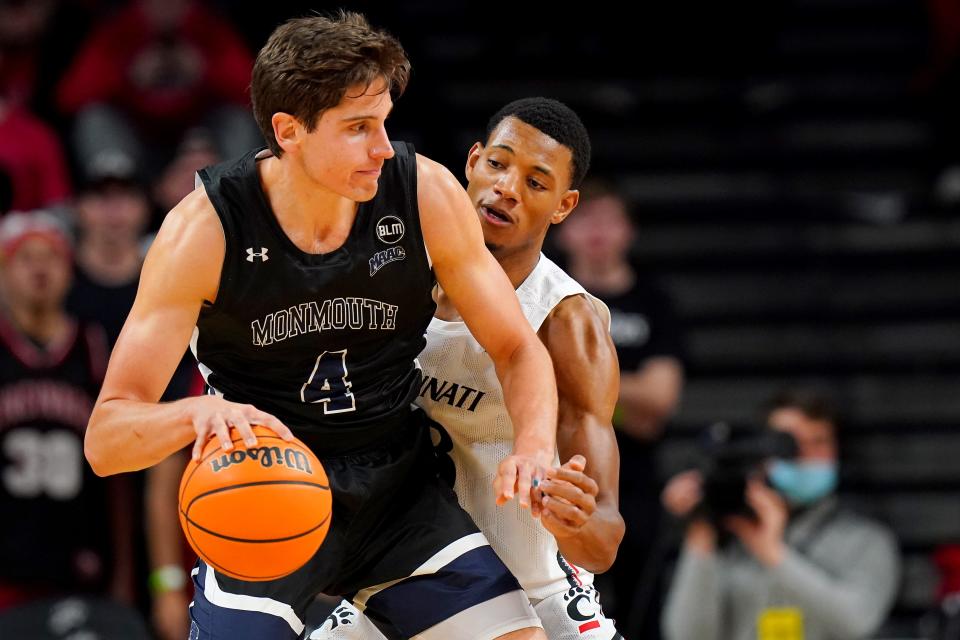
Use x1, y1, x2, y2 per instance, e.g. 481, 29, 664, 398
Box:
310, 592, 540, 640
312, 583, 620, 640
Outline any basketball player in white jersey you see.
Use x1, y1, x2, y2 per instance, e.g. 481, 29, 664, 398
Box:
317, 98, 625, 639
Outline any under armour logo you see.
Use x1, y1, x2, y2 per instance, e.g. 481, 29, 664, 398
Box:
246, 247, 269, 262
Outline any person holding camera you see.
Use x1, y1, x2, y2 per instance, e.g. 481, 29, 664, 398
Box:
661, 390, 900, 640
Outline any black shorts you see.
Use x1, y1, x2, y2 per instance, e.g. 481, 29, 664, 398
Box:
188, 411, 538, 639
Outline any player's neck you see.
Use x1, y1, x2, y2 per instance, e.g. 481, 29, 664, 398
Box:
433, 244, 541, 318
569, 256, 634, 295
260, 156, 358, 254
490, 244, 542, 290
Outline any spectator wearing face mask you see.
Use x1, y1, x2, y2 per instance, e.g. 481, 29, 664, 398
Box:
661, 389, 901, 640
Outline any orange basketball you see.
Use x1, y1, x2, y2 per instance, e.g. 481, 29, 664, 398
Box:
178, 425, 331, 581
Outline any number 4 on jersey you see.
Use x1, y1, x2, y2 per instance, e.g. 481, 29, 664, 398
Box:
300, 350, 356, 414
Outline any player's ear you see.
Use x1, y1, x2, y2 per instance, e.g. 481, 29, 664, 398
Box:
550, 189, 579, 225
464, 142, 484, 182
272, 112, 301, 155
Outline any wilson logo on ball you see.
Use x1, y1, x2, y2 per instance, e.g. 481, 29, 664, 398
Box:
209, 446, 314, 474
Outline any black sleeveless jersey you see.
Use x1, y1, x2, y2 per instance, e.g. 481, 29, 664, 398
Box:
0, 316, 114, 589
194, 143, 435, 455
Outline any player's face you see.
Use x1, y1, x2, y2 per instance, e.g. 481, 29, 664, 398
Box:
1, 237, 71, 312
464, 117, 578, 255
556, 194, 633, 265
295, 77, 396, 203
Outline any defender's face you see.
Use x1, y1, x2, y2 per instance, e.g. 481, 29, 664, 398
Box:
299, 78, 396, 202
465, 117, 577, 254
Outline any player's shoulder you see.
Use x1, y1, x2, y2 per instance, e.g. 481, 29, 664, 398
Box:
141, 185, 224, 301
156, 185, 224, 253
414, 152, 457, 187
543, 294, 609, 339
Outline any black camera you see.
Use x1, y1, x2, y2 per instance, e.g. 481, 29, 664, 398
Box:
694, 422, 798, 524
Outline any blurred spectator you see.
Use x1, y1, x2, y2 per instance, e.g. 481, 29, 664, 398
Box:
62, 142, 200, 636
0, 0, 95, 124
151, 127, 219, 227
0, 96, 72, 212
0, 0, 57, 108
555, 180, 685, 637
661, 389, 901, 640
57, 0, 260, 180
0, 210, 134, 609
65, 166, 149, 345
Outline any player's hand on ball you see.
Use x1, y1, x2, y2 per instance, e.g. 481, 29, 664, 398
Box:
538, 455, 598, 537
494, 449, 551, 512
183, 396, 294, 462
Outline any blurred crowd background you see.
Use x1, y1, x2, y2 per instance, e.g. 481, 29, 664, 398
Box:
2, 0, 960, 638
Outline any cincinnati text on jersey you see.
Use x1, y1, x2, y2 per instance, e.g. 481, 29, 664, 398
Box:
418, 375, 487, 412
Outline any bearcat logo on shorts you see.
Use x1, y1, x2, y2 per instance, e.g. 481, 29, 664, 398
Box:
210, 446, 313, 474
375, 215, 404, 244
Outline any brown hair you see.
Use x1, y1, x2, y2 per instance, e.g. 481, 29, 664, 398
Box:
764, 388, 841, 433
251, 11, 411, 157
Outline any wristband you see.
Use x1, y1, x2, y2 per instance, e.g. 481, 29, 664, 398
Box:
149, 565, 187, 594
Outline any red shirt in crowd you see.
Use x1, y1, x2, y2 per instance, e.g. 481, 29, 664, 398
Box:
57, 1, 253, 131
0, 106, 71, 212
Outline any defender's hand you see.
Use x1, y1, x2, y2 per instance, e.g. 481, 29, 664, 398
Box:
182, 396, 293, 462
539, 455, 599, 538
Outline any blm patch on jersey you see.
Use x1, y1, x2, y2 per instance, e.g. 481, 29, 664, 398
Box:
369, 246, 406, 276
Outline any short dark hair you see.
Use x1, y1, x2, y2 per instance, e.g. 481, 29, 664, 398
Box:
251, 11, 410, 157
764, 388, 841, 433
484, 97, 591, 189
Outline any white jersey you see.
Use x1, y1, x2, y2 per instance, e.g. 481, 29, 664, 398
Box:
415, 254, 610, 602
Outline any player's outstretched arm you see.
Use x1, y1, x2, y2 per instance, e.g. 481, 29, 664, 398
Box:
417, 154, 558, 511
84, 189, 292, 476
538, 295, 625, 572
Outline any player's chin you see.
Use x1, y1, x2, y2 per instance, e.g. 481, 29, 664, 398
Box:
479, 218, 515, 241
350, 182, 380, 202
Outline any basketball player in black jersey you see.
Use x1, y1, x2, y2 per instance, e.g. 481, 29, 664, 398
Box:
84, 12, 556, 640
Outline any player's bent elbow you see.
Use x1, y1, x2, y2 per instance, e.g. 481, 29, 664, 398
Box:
594, 516, 627, 574
84, 429, 111, 477
84, 409, 118, 477
570, 516, 625, 574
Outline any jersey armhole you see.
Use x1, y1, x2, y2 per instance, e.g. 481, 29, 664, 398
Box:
194, 170, 233, 315
399, 142, 433, 272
